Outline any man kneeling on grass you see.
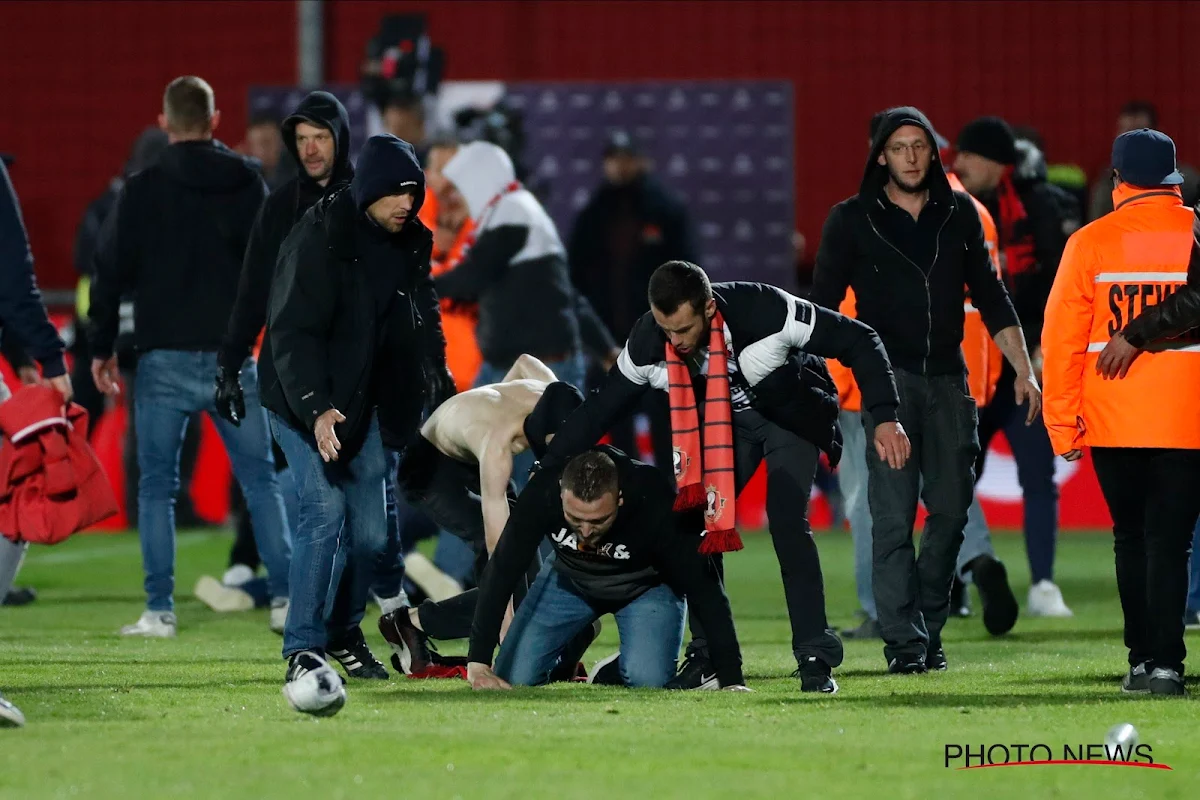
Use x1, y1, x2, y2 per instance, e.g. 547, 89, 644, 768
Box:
466, 448, 748, 690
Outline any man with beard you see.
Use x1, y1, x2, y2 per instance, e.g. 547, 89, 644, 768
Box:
204, 91, 355, 634
812, 106, 1037, 674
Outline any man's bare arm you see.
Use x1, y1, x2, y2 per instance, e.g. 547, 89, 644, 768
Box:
502, 353, 557, 384
479, 435, 516, 555
993, 325, 1042, 424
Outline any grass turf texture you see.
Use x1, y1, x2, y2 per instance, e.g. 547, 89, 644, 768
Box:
1, 529, 1197, 799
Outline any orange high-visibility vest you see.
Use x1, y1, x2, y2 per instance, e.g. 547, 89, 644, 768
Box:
431, 218, 482, 393
1043, 184, 1200, 453
829, 175, 1002, 410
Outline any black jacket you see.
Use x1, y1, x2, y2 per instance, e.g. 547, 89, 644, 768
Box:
436, 142, 616, 366
811, 107, 1020, 377
541, 282, 899, 470
0, 161, 65, 377
89, 140, 268, 358
218, 92, 354, 372
469, 445, 744, 687
258, 135, 446, 459
569, 173, 698, 342
1123, 207, 1200, 347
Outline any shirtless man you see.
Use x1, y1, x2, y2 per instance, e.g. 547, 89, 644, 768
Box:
380, 354, 588, 673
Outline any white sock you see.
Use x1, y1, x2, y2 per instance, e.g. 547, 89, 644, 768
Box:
377, 592, 410, 616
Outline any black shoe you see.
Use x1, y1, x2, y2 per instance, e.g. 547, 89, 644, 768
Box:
2, 587, 36, 607
1121, 662, 1150, 694
949, 577, 970, 618
1148, 667, 1186, 696
887, 655, 928, 675
841, 618, 882, 640
795, 656, 839, 694
378, 608, 434, 675
328, 627, 390, 680
665, 651, 719, 690
926, 647, 947, 672
588, 652, 624, 686
549, 620, 601, 683
972, 556, 1019, 636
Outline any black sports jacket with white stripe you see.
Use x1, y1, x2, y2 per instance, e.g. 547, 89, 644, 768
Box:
541, 281, 900, 469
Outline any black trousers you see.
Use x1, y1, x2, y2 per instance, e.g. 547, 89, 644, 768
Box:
1091, 447, 1200, 674
688, 407, 843, 668
397, 436, 540, 641
862, 370, 979, 662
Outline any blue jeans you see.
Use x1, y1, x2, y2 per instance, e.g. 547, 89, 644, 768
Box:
474, 352, 587, 493
1188, 516, 1200, 615
839, 409, 874, 620
494, 559, 686, 687
269, 410, 388, 657
370, 449, 406, 601
135, 350, 291, 611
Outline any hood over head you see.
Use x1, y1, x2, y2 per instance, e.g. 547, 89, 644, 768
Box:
441, 141, 517, 220
123, 127, 169, 178
524, 381, 585, 461
860, 106, 951, 201
282, 91, 353, 186
350, 134, 425, 217
157, 139, 261, 192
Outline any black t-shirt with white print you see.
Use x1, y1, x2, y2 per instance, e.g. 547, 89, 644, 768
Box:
467, 445, 744, 687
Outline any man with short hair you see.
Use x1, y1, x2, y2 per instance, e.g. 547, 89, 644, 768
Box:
260, 133, 454, 708
541, 261, 906, 693
812, 106, 1036, 674
242, 110, 288, 189
88, 76, 291, 639
467, 448, 747, 691
1089, 101, 1200, 220
1044, 129, 1200, 697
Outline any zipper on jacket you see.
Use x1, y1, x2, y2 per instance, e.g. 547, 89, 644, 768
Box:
865, 207, 936, 374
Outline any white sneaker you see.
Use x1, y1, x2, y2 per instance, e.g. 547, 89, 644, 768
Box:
0, 693, 24, 728
269, 598, 288, 635
221, 564, 256, 587
194, 575, 255, 612
1027, 580, 1073, 617
120, 610, 177, 637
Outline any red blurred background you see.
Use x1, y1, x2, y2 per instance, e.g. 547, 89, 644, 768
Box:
3, 0, 1197, 292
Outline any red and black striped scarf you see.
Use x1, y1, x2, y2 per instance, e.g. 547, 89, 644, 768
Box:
996, 168, 1036, 284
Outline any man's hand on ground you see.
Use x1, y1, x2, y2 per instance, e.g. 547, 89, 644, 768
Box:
91, 356, 120, 397
313, 408, 346, 462
467, 662, 512, 691
1095, 332, 1141, 380
873, 421, 911, 469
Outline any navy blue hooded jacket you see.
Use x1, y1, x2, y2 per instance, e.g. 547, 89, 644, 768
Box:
259, 134, 445, 456
0, 161, 66, 377
218, 91, 354, 371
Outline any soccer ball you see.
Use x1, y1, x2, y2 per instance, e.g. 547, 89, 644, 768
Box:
282, 660, 347, 717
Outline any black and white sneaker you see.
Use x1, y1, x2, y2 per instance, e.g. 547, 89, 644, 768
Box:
795, 656, 839, 694
926, 647, 948, 672
950, 577, 971, 618
378, 608, 434, 675
0, 692, 25, 727
1148, 667, 1186, 696
665, 651, 719, 690
283, 651, 347, 717
328, 627, 389, 680
588, 652, 624, 686
888, 655, 928, 675
1121, 662, 1150, 694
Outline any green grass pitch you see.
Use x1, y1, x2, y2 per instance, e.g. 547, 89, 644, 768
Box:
1, 528, 1196, 799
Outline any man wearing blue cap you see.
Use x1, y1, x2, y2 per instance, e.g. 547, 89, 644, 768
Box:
1043, 127, 1200, 697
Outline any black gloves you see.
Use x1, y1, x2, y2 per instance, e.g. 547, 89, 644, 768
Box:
425, 360, 457, 413
214, 365, 246, 427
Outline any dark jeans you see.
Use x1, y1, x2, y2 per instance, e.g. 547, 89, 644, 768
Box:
1091, 447, 1200, 674
397, 435, 540, 640
269, 410, 388, 658
688, 407, 843, 669
862, 369, 979, 663
975, 368, 1059, 584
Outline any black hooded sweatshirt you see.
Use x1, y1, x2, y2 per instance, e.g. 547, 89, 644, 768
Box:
259, 135, 447, 459
89, 139, 268, 358
218, 91, 354, 372
811, 107, 1019, 377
